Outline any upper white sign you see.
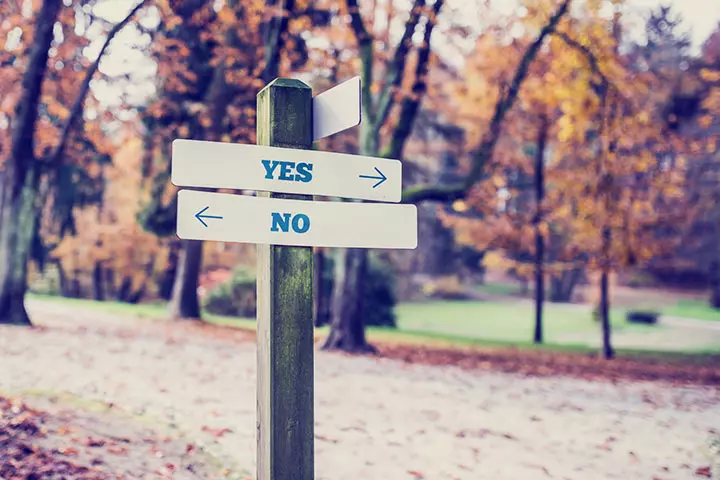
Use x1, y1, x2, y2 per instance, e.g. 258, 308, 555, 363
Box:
171, 139, 402, 202
312, 76, 361, 141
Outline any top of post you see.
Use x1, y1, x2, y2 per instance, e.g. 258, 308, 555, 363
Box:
259, 78, 311, 95
257, 77, 313, 149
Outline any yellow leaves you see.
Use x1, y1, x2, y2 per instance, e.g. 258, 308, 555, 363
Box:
199, 115, 212, 128
47, 102, 69, 120
631, 200, 653, 217
217, 6, 237, 25
632, 153, 653, 174
557, 115, 577, 142
491, 174, 506, 188
662, 184, 683, 199
164, 14, 183, 31
708, 137, 718, 154
699, 115, 714, 129
452, 200, 469, 213
700, 68, 720, 83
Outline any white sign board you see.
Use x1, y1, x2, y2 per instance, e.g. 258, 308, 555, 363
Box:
312, 76, 361, 141
171, 139, 402, 202
176, 189, 417, 249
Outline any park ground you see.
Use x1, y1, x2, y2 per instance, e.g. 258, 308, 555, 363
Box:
1, 292, 720, 479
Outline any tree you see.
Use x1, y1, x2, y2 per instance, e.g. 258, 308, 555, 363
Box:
138, 0, 313, 319
432, 0, 583, 344
648, 18, 720, 307
438, 0, 689, 358
314, 0, 447, 352
547, 15, 687, 358
0, 0, 148, 325
50, 132, 170, 303
321, 0, 571, 352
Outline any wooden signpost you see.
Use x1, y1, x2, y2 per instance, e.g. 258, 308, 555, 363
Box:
171, 77, 417, 480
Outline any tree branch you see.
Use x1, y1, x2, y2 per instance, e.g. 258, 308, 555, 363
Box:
402, 183, 465, 203
402, 0, 571, 204
381, 0, 443, 160
10, 0, 62, 167
48, 0, 149, 167
374, 0, 426, 132
553, 31, 609, 87
346, 0, 375, 120
553, 31, 636, 111
261, 0, 296, 83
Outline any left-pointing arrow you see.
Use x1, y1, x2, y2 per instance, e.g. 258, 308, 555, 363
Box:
195, 206, 223, 227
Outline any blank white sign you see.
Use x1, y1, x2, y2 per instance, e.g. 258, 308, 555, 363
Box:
313, 76, 361, 141
171, 139, 402, 202
176, 189, 418, 249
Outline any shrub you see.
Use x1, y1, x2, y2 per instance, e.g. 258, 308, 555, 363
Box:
204, 265, 256, 317
203, 255, 398, 327
422, 275, 475, 300
321, 253, 397, 328
362, 255, 397, 327
626, 310, 659, 325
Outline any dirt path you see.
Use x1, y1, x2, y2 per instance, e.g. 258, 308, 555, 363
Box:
0, 299, 718, 479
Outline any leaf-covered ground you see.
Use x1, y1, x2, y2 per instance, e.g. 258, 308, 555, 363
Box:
0, 298, 719, 479
0, 394, 222, 479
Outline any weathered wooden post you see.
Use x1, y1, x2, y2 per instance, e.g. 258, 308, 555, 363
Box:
255, 78, 315, 480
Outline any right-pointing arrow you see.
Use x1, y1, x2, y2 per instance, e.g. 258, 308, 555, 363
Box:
195, 206, 223, 227
359, 167, 387, 189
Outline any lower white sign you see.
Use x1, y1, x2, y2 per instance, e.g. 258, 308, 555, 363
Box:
176, 189, 418, 249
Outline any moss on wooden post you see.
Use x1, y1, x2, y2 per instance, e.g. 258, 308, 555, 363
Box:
256, 78, 314, 480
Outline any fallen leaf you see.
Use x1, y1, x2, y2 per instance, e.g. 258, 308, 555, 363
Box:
58, 447, 80, 456
314, 434, 339, 443
107, 445, 129, 455
201, 426, 232, 437
695, 466, 712, 478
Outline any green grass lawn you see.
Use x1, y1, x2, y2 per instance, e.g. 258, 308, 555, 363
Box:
394, 300, 636, 345
661, 298, 720, 322
28, 293, 665, 353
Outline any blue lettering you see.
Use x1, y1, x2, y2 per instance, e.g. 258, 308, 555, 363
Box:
270, 212, 310, 233
295, 162, 313, 183
262, 160, 280, 179
292, 213, 310, 233
278, 161, 294, 181
270, 212, 291, 232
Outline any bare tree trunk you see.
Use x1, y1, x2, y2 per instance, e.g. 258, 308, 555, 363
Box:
533, 116, 548, 344
0, 171, 42, 325
55, 260, 70, 297
92, 262, 105, 301
549, 267, 583, 302
600, 226, 614, 359
314, 248, 328, 327
128, 258, 156, 304
158, 242, 180, 301
168, 239, 203, 319
105, 268, 116, 299
71, 268, 82, 298
711, 284, 720, 309
0, 0, 61, 326
322, 248, 374, 353
116, 277, 132, 303
709, 260, 720, 309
